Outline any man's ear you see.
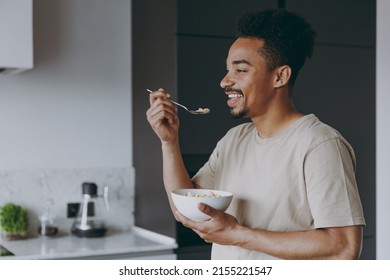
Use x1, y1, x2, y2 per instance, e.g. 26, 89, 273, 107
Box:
274, 65, 292, 88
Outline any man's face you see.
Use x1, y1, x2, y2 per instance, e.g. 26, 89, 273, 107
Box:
220, 37, 276, 119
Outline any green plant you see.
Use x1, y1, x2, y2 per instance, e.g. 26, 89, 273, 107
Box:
0, 203, 28, 234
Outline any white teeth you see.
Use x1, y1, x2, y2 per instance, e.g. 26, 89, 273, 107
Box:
228, 93, 243, 99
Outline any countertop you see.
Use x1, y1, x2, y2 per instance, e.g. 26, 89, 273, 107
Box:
0, 227, 177, 260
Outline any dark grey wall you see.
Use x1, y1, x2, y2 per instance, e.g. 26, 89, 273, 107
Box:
132, 0, 177, 237
287, 0, 376, 259
177, 0, 277, 154
133, 0, 376, 259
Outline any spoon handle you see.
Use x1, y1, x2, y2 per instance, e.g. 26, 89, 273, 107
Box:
146, 89, 189, 110
169, 100, 189, 111
146, 89, 209, 115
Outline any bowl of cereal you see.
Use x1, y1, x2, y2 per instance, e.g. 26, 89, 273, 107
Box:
171, 189, 233, 221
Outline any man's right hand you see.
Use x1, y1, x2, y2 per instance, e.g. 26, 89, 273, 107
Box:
146, 88, 179, 144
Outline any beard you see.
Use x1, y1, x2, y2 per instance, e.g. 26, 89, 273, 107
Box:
230, 105, 249, 119
225, 88, 248, 119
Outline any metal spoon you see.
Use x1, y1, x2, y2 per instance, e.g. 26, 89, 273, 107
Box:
146, 89, 210, 115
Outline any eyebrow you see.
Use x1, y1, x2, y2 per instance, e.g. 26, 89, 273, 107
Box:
232, 59, 252, 66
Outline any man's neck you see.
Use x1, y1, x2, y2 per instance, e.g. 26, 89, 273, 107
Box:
252, 101, 303, 138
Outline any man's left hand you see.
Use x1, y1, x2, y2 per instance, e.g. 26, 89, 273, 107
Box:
175, 203, 241, 245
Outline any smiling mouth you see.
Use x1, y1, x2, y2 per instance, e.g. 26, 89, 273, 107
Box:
225, 88, 244, 99
226, 90, 244, 108
228, 93, 244, 99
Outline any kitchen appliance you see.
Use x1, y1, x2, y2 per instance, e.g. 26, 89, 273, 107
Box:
71, 182, 110, 238
38, 212, 58, 238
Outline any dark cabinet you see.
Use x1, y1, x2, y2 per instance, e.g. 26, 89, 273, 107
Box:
286, 0, 375, 46
177, 0, 277, 37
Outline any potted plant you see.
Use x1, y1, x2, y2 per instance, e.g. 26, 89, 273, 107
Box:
0, 203, 29, 240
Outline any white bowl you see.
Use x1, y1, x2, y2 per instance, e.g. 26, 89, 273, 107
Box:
171, 189, 233, 221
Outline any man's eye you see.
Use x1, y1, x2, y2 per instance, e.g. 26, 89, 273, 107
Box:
236, 69, 247, 73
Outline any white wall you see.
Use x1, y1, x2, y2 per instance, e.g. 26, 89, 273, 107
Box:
376, 0, 390, 259
0, 0, 132, 169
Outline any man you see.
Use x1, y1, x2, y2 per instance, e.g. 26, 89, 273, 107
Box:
146, 9, 365, 259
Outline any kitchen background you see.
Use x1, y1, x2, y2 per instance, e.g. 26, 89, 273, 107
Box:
0, 0, 135, 241
0, 0, 389, 260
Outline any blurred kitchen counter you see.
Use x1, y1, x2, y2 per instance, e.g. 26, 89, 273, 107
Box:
0, 227, 177, 260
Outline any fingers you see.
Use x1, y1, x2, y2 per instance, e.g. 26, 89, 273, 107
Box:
145, 88, 180, 143
176, 205, 238, 246
175, 210, 213, 243
174, 204, 218, 228
147, 101, 177, 127
175, 210, 196, 226
146, 89, 178, 127
174, 210, 206, 231
148, 88, 170, 106
148, 89, 177, 117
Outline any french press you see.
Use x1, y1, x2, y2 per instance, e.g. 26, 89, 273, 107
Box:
71, 182, 110, 238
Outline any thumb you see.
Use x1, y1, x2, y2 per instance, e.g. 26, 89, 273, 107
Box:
198, 203, 218, 217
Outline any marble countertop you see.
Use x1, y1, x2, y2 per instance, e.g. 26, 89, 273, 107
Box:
0, 227, 177, 260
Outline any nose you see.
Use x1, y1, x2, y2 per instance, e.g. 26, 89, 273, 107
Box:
220, 71, 234, 89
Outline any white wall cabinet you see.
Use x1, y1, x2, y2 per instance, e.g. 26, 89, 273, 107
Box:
0, 0, 33, 73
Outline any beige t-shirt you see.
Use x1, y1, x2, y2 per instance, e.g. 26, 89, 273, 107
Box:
192, 114, 365, 260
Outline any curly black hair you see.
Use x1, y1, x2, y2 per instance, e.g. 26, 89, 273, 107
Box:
235, 9, 316, 86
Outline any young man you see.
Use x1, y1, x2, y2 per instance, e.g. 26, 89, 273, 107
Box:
146, 9, 365, 259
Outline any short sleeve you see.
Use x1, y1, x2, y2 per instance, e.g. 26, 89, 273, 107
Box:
304, 138, 366, 228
